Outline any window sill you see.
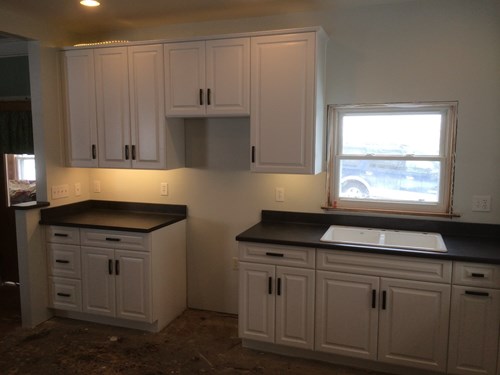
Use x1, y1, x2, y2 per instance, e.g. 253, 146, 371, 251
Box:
321, 205, 460, 219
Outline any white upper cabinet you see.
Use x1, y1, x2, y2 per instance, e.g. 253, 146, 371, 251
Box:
128, 45, 169, 169
250, 30, 327, 174
94, 47, 131, 169
62, 49, 98, 168
63, 44, 184, 170
164, 38, 250, 117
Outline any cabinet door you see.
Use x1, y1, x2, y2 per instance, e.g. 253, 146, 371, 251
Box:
250, 32, 316, 174
378, 278, 451, 372
315, 271, 379, 360
63, 49, 98, 167
205, 38, 250, 116
115, 250, 152, 322
275, 266, 315, 350
81, 246, 115, 317
447, 286, 500, 375
128, 44, 166, 169
164, 41, 205, 116
94, 47, 131, 168
239, 262, 275, 343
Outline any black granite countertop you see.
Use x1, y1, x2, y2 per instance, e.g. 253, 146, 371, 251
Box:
236, 211, 500, 264
40, 200, 187, 233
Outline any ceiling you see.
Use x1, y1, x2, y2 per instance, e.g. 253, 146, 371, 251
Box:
0, 0, 411, 40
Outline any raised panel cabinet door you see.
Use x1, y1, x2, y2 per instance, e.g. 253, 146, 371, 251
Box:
94, 47, 131, 168
447, 286, 500, 375
115, 250, 152, 322
205, 38, 250, 116
315, 271, 379, 360
81, 246, 115, 317
164, 41, 205, 116
275, 266, 315, 350
250, 32, 315, 174
378, 278, 451, 372
128, 44, 166, 169
238, 262, 275, 343
63, 49, 98, 167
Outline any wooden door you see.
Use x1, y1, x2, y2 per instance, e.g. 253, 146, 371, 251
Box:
238, 262, 275, 343
94, 47, 131, 168
315, 271, 379, 359
81, 246, 115, 317
164, 41, 205, 116
275, 266, 315, 350
447, 286, 500, 375
378, 278, 451, 372
115, 250, 152, 322
205, 38, 250, 116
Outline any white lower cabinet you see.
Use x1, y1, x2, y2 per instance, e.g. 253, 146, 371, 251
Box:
447, 262, 500, 375
316, 271, 451, 371
46, 221, 186, 332
238, 242, 315, 350
82, 247, 151, 322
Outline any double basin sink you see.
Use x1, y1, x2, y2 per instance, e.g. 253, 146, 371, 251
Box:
320, 225, 447, 252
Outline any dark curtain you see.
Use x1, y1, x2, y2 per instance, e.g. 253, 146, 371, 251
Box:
0, 110, 34, 154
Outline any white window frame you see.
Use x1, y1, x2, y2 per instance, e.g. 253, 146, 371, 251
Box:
325, 102, 458, 216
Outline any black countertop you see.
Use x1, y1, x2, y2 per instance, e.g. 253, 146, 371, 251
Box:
236, 211, 500, 264
40, 200, 187, 233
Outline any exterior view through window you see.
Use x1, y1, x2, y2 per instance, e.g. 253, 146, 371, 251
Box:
327, 103, 457, 215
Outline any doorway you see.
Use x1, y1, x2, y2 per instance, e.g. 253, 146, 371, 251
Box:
0, 33, 32, 327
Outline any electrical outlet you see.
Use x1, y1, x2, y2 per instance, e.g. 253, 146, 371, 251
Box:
472, 195, 491, 212
232, 257, 239, 271
275, 187, 285, 202
93, 180, 101, 193
160, 182, 168, 196
74, 182, 81, 196
52, 184, 69, 199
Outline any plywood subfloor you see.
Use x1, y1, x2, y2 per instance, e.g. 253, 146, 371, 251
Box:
0, 287, 388, 374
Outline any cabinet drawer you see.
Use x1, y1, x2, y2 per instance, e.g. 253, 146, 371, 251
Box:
239, 242, 315, 268
317, 249, 452, 283
47, 243, 81, 279
49, 277, 82, 312
46, 226, 80, 245
453, 262, 500, 289
81, 229, 150, 251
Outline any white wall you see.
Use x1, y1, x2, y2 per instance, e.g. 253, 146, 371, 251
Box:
1, 0, 499, 314
88, 0, 500, 313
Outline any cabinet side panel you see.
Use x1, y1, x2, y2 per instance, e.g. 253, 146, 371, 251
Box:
151, 220, 187, 330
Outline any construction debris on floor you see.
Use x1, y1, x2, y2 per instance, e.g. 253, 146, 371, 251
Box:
0, 286, 388, 374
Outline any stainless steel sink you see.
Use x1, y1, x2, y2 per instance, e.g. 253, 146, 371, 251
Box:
320, 225, 447, 252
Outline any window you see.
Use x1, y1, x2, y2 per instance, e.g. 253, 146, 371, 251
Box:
15, 154, 36, 180
326, 103, 457, 216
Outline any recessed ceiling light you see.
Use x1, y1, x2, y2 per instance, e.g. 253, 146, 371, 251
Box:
80, 0, 100, 7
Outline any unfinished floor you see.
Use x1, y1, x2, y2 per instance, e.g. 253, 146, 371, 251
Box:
0, 284, 389, 375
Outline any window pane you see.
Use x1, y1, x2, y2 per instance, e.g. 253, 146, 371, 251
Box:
339, 159, 440, 203
341, 114, 442, 156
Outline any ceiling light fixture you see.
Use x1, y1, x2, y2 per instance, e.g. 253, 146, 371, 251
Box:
80, 0, 100, 7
